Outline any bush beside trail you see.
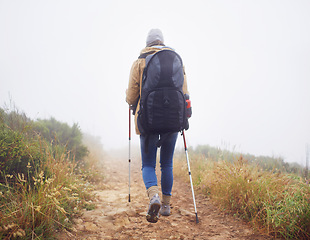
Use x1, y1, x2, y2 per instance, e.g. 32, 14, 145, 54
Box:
174, 146, 310, 239
0, 107, 104, 239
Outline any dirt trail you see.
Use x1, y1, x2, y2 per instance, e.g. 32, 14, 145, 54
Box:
56, 157, 272, 240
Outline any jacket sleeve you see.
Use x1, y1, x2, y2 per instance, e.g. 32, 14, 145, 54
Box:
182, 66, 189, 95
126, 60, 141, 106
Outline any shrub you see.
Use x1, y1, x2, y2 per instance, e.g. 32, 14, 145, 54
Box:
0, 108, 89, 182
0, 115, 43, 182
0, 107, 95, 239
33, 118, 89, 163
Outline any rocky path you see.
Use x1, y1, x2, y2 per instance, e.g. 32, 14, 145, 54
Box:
56, 157, 272, 240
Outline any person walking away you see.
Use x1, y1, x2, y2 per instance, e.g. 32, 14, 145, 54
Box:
126, 29, 190, 223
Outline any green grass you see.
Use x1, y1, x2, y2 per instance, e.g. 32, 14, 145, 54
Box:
0, 107, 104, 239
174, 152, 310, 239
0, 145, 93, 239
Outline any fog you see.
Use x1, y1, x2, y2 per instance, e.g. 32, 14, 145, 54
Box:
1, 1, 309, 165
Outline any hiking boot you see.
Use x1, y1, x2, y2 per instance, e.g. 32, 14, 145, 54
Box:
159, 204, 171, 216
146, 194, 161, 223
160, 194, 171, 216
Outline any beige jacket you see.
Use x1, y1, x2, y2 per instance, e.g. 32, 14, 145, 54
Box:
126, 46, 189, 135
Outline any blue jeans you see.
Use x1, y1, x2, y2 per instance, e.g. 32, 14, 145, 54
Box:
140, 133, 178, 196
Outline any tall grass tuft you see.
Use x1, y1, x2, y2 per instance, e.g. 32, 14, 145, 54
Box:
174, 151, 310, 239
0, 141, 92, 239
0, 107, 96, 239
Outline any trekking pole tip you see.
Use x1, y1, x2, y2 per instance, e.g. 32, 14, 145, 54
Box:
195, 213, 199, 224
128, 194, 131, 202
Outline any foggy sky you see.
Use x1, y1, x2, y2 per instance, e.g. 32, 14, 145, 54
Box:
1, 0, 309, 164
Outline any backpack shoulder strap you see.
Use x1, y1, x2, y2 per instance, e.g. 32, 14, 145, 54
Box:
138, 51, 156, 59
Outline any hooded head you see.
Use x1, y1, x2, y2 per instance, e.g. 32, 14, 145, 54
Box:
146, 29, 164, 47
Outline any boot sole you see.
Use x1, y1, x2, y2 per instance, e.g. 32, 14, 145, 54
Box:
146, 203, 161, 223
159, 210, 171, 216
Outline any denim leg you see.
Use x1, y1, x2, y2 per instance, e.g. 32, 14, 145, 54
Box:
140, 134, 159, 190
160, 132, 178, 196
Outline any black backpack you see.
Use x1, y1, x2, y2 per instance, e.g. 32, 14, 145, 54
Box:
137, 49, 188, 142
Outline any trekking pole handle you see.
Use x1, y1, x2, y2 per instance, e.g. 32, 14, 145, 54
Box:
182, 130, 187, 151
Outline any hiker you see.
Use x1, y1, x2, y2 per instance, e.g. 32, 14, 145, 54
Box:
126, 29, 190, 223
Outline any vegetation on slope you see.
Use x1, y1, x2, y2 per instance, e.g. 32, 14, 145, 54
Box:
0, 107, 104, 239
175, 145, 310, 239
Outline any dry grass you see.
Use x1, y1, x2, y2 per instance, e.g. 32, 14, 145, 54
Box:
0, 143, 94, 239
174, 152, 310, 239
0, 107, 105, 239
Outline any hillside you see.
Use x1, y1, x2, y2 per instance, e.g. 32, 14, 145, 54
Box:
1, 108, 308, 239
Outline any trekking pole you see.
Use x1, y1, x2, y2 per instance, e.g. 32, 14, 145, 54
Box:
181, 130, 199, 223
128, 107, 131, 202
